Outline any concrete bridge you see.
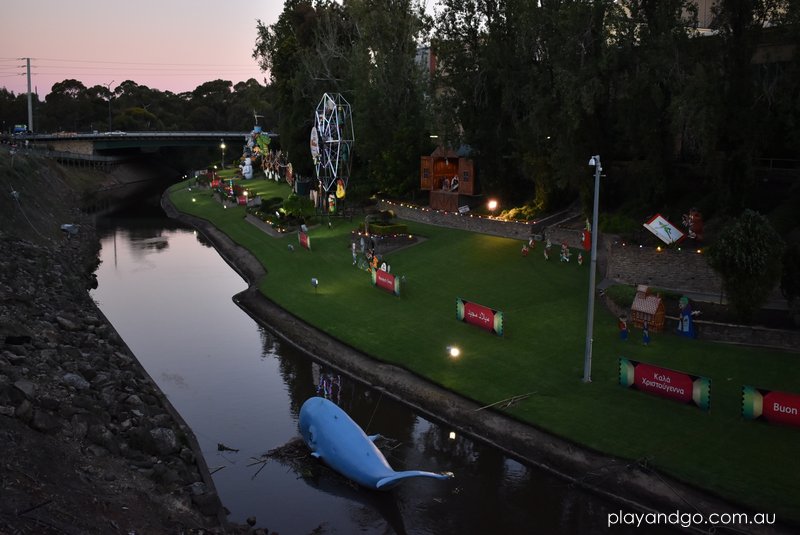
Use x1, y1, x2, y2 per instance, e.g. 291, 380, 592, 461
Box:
17, 131, 273, 158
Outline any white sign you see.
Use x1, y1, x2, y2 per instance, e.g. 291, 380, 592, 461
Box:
643, 214, 685, 244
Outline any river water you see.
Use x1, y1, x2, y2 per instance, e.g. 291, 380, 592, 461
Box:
90, 200, 659, 534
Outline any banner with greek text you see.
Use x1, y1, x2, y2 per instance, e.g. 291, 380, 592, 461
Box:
456, 298, 504, 336
742, 385, 800, 427
371, 269, 400, 296
619, 358, 711, 411
299, 231, 311, 250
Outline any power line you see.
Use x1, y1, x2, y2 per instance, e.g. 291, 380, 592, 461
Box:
31, 57, 257, 68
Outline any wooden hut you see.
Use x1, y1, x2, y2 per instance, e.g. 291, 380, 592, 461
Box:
630, 285, 665, 332
420, 146, 476, 212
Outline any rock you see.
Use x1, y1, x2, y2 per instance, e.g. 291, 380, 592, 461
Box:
12, 379, 36, 400
125, 394, 144, 406
191, 490, 221, 517
179, 447, 195, 464
62, 372, 90, 390
189, 482, 207, 496
70, 414, 90, 439
149, 427, 180, 456
15, 399, 32, 421
32, 409, 62, 434
55, 316, 79, 331
5, 353, 26, 366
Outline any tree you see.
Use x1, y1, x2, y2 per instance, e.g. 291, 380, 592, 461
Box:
707, 209, 785, 323
781, 243, 800, 326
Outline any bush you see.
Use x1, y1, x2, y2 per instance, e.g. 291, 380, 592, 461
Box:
605, 284, 636, 308
359, 222, 408, 235
707, 210, 785, 323
282, 194, 315, 219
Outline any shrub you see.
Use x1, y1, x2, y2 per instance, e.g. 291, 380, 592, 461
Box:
707, 209, 785, 323
358, 223, 408, 235
605, 284, 636, 308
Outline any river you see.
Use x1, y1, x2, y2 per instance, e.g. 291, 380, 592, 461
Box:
90, 198, 661, 534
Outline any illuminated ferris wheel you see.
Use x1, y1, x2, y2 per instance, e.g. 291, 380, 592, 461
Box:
309, 93, 354, 197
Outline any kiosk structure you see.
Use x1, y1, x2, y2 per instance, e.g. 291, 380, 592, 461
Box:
420, 146, 477, 212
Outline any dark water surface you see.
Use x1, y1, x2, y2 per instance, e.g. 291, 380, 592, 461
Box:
90, 201, 660, 534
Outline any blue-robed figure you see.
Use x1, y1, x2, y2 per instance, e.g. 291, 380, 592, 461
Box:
677, 296, 697, 338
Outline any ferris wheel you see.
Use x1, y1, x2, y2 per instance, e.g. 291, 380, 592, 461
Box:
310, 93, 354, 197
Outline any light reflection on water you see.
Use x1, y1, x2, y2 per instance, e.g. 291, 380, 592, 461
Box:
90, 208, 666, 535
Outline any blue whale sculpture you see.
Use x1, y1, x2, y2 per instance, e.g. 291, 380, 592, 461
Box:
299, 396, 454, 490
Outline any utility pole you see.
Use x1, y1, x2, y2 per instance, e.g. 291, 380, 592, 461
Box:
105, 80, 115, 131
26, 58, 33, 133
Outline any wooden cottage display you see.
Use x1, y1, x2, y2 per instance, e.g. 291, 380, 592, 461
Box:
420, 146, 476, 212
630, 285, 665, 332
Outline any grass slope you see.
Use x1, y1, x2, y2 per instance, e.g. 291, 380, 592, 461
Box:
170, 176, 800, 522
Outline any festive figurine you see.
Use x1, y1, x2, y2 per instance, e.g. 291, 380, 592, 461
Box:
581, 218, 592, 252
521, 242, 529, 256
559, 242, 571, 262
577, 252, 583, 266
618, 314, 629, 341
352, 242, 357, 265
677, 296, 700, 338
528, 237, 536, 249
681, 207, 704, 242
642, 320, 650, 346
544, 238, 552, 261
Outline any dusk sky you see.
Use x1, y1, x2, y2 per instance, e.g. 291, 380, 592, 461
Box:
0, 0, 284, 96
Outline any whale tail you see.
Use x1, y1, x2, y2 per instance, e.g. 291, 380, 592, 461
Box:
376, 470, 454, 490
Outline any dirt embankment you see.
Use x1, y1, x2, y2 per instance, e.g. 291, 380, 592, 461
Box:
161, 193, 795, 535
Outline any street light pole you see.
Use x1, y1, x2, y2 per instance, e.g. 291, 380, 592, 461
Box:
220, 140, 226, 169
583, 155, 602, 383
105, 80, 115, 131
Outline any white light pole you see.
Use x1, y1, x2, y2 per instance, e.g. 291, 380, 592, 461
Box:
220, 140, 226, 169
583, 155, 602, 383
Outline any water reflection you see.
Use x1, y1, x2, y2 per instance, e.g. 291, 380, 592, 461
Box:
91, 203, 670, 534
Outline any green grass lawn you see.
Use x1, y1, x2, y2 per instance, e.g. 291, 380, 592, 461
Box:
170, 175, 800, 522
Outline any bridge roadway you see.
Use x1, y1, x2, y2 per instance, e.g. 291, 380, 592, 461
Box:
17, 131, 274, 157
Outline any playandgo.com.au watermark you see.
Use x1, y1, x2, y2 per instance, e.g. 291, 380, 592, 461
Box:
607, 510, 777, 529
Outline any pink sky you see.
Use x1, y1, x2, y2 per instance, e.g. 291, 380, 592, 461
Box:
0, 0, 283, 96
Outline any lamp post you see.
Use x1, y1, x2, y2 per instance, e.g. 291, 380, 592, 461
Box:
104, 80, 114, 131
220, 140, 226, 169
583, 155, 602, 383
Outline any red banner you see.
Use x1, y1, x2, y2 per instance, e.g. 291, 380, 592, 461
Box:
743, 385, 800, 427
299, 231, 310, 250
456, 298, 504, 336
619, 358, 711, 410
633, 362, 694, 403
763, 391, 800, 426
371, 269, 400, 296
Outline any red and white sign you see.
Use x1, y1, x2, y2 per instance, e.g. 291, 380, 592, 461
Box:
633, 362, 695, 404
762, 390, 800, 427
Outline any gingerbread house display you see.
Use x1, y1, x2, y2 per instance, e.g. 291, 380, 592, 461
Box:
630, 285, 665, 332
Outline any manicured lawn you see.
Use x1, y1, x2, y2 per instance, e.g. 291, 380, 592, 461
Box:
170, 176, 800, 522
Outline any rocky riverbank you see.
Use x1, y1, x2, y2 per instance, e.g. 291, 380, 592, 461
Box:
0, 228, 242, 533
0, 147, 264, 533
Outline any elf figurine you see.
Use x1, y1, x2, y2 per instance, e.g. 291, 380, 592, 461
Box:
642, 320, 650, 346
618, 314, 629, 341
